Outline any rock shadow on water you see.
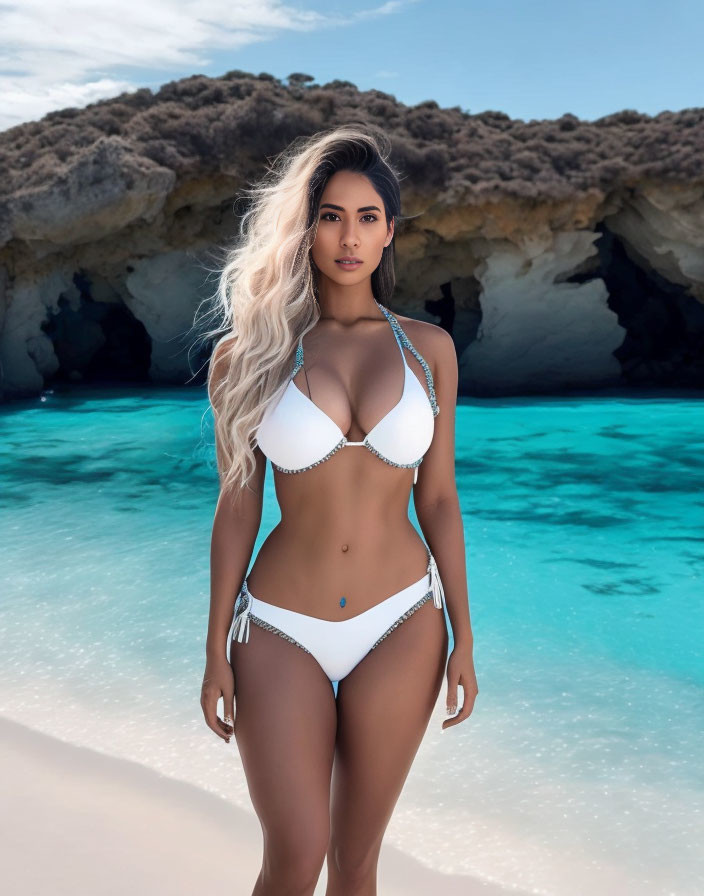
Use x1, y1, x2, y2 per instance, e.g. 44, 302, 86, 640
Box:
581, 577, 661, 596
546, 556, 643, 570
478, 506, 630, 529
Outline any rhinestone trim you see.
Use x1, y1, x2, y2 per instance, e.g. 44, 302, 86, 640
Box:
248, 614, 312, 654
368, 590, 434, 651
273, 435, 423, 474
291, 338, 304, 378
271, 435, 347, 474
363, 438, 423, 469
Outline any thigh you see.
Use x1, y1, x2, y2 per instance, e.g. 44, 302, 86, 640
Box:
230, 620, 337, 857
330, 599, 448, 857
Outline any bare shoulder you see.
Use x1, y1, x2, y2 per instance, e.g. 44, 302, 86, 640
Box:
394, 312, 456, 376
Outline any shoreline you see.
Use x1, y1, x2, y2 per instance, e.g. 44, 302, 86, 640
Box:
1, 715, 521, 895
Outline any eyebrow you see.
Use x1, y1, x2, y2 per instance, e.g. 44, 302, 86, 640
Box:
320, 203, 382, 213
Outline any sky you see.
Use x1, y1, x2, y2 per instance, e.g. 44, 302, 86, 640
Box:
1, 0, 702, 132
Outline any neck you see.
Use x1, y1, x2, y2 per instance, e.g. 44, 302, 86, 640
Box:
315, 278, 383, 325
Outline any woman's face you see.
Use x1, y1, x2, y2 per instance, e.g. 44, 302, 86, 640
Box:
310, 170, 394, 289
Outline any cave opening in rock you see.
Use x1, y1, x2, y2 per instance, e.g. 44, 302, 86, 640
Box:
41, 272, 152, 385
425, 281, 456, 333
567, 225, 704, 388
422, 278, 482, 364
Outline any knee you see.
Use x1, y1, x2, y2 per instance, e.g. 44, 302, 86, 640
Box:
329, 840, 381, 889
262, 827, 328, 895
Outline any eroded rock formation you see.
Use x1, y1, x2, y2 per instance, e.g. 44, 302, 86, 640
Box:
1, 70, 703, 399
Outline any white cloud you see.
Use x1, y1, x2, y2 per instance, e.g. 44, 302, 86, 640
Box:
0, 0, 414, 131
1, 79, 138, 132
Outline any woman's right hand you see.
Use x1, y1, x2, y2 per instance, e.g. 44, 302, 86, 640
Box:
200, 654, 235, 743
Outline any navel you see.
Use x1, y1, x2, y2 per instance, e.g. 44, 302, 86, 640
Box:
340, 544, 349, 607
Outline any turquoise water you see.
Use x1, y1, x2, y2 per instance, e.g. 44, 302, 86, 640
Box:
1, 385, 702, 894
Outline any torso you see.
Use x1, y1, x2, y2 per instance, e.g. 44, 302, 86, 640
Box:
247, 302, 439, 620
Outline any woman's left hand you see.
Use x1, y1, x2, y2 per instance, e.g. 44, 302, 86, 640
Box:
442, 641, 477, 730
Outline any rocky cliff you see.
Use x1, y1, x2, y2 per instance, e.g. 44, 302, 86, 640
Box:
1, 70, 703, 400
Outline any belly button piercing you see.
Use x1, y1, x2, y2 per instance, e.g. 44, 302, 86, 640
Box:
339, 596, 346, 607
341, 544, 348, 552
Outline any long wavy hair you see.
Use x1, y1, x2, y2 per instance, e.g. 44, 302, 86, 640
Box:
204, 124, 404, 495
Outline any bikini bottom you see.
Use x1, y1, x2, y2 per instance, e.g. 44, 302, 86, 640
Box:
226, 549, 445, 683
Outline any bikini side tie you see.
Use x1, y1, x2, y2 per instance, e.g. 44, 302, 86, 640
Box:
427, 551, 445, 609
231, 583, 252, 644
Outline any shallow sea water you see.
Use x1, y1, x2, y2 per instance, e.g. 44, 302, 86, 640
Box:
1, 384, 702, 895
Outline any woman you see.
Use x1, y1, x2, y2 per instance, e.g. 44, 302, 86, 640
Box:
201, 124, 477, 895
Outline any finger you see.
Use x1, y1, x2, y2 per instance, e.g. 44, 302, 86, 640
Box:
219, 703, 234, 740
204, 713, 230, 741
445, 676, 459, 716
441, 699, 461, 729
442, 704, 464, 729
442, 690, 477, 729
216, 714, 233, 738
223, 684, 235, 738
214, 691, 233, 741
445, 676, 459, 715
201, 687, 230, 742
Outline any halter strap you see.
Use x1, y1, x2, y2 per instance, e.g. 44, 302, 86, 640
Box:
376, 303, 439, 416
291, 335, 305, 379
290, 302, 439, 417
375, 301, 407, 365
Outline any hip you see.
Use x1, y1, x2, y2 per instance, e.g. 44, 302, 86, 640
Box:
245, 522, 439, 619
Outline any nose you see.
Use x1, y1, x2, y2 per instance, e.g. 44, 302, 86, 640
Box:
340, 221, 360, 249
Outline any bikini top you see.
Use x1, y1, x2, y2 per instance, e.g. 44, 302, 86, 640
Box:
255, 301, 439, 484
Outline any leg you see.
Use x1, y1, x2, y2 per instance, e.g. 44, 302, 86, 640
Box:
326, 598, 448, 895
231, 617, 338, 896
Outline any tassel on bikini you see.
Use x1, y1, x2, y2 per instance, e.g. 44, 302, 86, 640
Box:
231, 585, 252, 644
427, 552, 445, 609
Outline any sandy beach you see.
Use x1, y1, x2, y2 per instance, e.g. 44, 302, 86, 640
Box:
1, 716, 518, 896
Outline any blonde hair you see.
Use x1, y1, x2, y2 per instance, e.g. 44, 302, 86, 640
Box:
203, 123, 403, 495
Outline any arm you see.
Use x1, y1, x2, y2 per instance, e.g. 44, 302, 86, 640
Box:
201, 338, 267, 742
413, 324, 477, 729
414, 325, 473, 647
205, 450, 266, 659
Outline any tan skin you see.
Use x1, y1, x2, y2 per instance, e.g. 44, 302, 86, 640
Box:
202, 170, 477, 895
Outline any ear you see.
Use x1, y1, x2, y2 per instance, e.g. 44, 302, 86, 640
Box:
385, 216, 395, 247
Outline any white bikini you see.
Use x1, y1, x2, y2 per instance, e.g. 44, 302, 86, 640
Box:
256, 300, 438, 484
226, 301, 446, 683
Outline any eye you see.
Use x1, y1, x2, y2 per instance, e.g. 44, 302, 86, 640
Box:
320, 212, 378, 222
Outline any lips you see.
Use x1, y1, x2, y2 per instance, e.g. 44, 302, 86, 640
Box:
335, 257, 363, 269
